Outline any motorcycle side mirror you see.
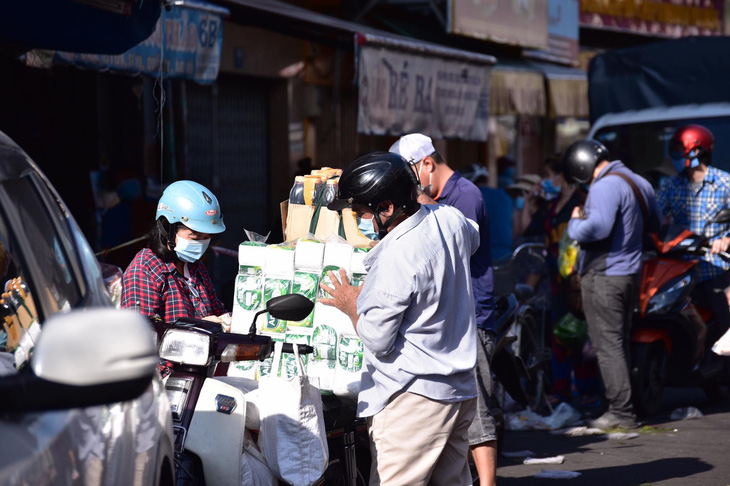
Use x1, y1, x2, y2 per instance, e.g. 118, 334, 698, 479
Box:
247, 294, 315, 339
266, 293, 314, 322
702, 208, 730, 238
712, 208, 730, 225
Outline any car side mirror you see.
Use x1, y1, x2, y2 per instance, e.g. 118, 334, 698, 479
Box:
0, 309, 158, 412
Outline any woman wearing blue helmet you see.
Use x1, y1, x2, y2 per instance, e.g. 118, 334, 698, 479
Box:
121, 180, 230, 327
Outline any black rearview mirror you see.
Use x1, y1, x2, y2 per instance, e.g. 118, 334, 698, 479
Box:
266, 294, 314, 322
712, 208, 730, 225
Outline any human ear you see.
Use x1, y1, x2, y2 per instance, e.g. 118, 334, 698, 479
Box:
422, 157, 435, 173
377, 201, 395, 217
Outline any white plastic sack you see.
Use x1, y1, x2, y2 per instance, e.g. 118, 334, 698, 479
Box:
543, 402, 582, 430
257, 343, 329, 486
712, 327, 730, 356
505, 402, 582, 431
241, 437, 278, 486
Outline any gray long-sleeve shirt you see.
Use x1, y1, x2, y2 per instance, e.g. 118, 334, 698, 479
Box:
568, 161, 662, 276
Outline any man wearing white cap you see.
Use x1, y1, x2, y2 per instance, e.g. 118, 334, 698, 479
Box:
390, 133, 500, 486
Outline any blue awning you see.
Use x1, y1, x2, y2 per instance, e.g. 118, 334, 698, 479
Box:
0, 0, 161, 55
54, 0, 230, 84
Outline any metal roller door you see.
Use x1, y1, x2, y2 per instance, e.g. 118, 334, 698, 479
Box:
184, 74, 270, 302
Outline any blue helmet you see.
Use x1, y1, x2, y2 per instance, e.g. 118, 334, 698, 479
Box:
155, 180, 225, 234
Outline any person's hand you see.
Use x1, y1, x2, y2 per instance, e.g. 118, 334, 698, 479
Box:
710, 236, 730, 254
318, 268, 361, 330
202, 314, 231, 332
417, 187, 437, 205
571, 206, 582, 220
527, 182, 542, 201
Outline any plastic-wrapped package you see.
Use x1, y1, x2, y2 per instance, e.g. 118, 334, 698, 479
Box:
228, 235, 370, 399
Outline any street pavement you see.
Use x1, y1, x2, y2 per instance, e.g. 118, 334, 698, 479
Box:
497, 387, 730, 485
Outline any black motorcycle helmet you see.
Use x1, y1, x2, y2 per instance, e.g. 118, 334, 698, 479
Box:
562, 139, 612, 184
328, 151, 419, 238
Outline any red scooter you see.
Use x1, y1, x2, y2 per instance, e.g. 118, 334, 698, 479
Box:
630, 208, 730, 416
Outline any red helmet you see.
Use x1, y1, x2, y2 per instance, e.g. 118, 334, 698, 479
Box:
669, 124, 715, 168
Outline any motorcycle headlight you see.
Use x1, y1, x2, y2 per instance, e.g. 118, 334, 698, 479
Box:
647, 274, 693, 315
159, 329, 211, 366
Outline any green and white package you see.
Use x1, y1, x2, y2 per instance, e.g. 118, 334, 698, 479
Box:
231, 269, 264, 334
231, 241, 268, 333
312, 323, 338, 364
331, 335, 365, 399
294, 238, 325, 271
279, 333, 312, 379
261, 277, 292, 334
227, 357, 258, 380
238, 241, 268, 269
351, 274, 367, 288
351, 246, 369, 287
236, 265, 264, 311
257, 335, 285, 379
288, 271, 319, 328
264, 243, 295, 276
338, 335, 364, 372
317, 265, 342, 300
351, 246, 369, 271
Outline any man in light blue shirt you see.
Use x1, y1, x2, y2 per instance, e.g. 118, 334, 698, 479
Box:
389, 134, 499, 486
321, 151, 479, 486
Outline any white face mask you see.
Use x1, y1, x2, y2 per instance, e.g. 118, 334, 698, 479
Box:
416, 160, 434, 197
174, 236, 211, 263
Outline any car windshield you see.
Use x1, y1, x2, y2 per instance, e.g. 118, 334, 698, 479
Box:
593, 116, 730, 183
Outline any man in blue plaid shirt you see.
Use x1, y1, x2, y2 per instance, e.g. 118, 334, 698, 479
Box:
657, 124, 730, 334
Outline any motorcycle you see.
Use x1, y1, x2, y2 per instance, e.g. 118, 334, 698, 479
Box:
151, 287, 526, 486
151, 293, 322, 486
630, 208, 730, 416
492, 242, 551, 412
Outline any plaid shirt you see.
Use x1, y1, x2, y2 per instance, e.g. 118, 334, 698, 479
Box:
657, 166, 730, 282
121, 248, 227, 322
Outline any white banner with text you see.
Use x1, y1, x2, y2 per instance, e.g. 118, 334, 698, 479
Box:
357, 45, 491, 141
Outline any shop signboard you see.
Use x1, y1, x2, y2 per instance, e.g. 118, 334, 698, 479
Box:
55, 3, 226, 83
448, 0, 549, 50
526, 0, 579, 65
357, 45, 491, 141
579, 0, 723, 37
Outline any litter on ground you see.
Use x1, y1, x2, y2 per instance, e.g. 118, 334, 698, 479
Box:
533, 469, 582, 479
506, 402, 583, 431
524, 455, 565, 465
550, 426, 605, 436
603, 432, 639, 440
501, 450, 535, 458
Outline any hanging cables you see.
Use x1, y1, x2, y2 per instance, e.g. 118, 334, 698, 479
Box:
153, 4, 167, 184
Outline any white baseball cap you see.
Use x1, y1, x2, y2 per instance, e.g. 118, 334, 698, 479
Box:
389, 133, 436, 164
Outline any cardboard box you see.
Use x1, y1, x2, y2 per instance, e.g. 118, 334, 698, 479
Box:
280, 200, 376, 248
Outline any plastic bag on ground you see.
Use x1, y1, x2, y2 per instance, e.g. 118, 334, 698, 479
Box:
524, 455, 565, 465
670, 406, 704, 421
604, 432, 639, 440
550, 426, 604, 436
505, 402, 582, 431
505, 409, 550, 431
543, 402, 583, 430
